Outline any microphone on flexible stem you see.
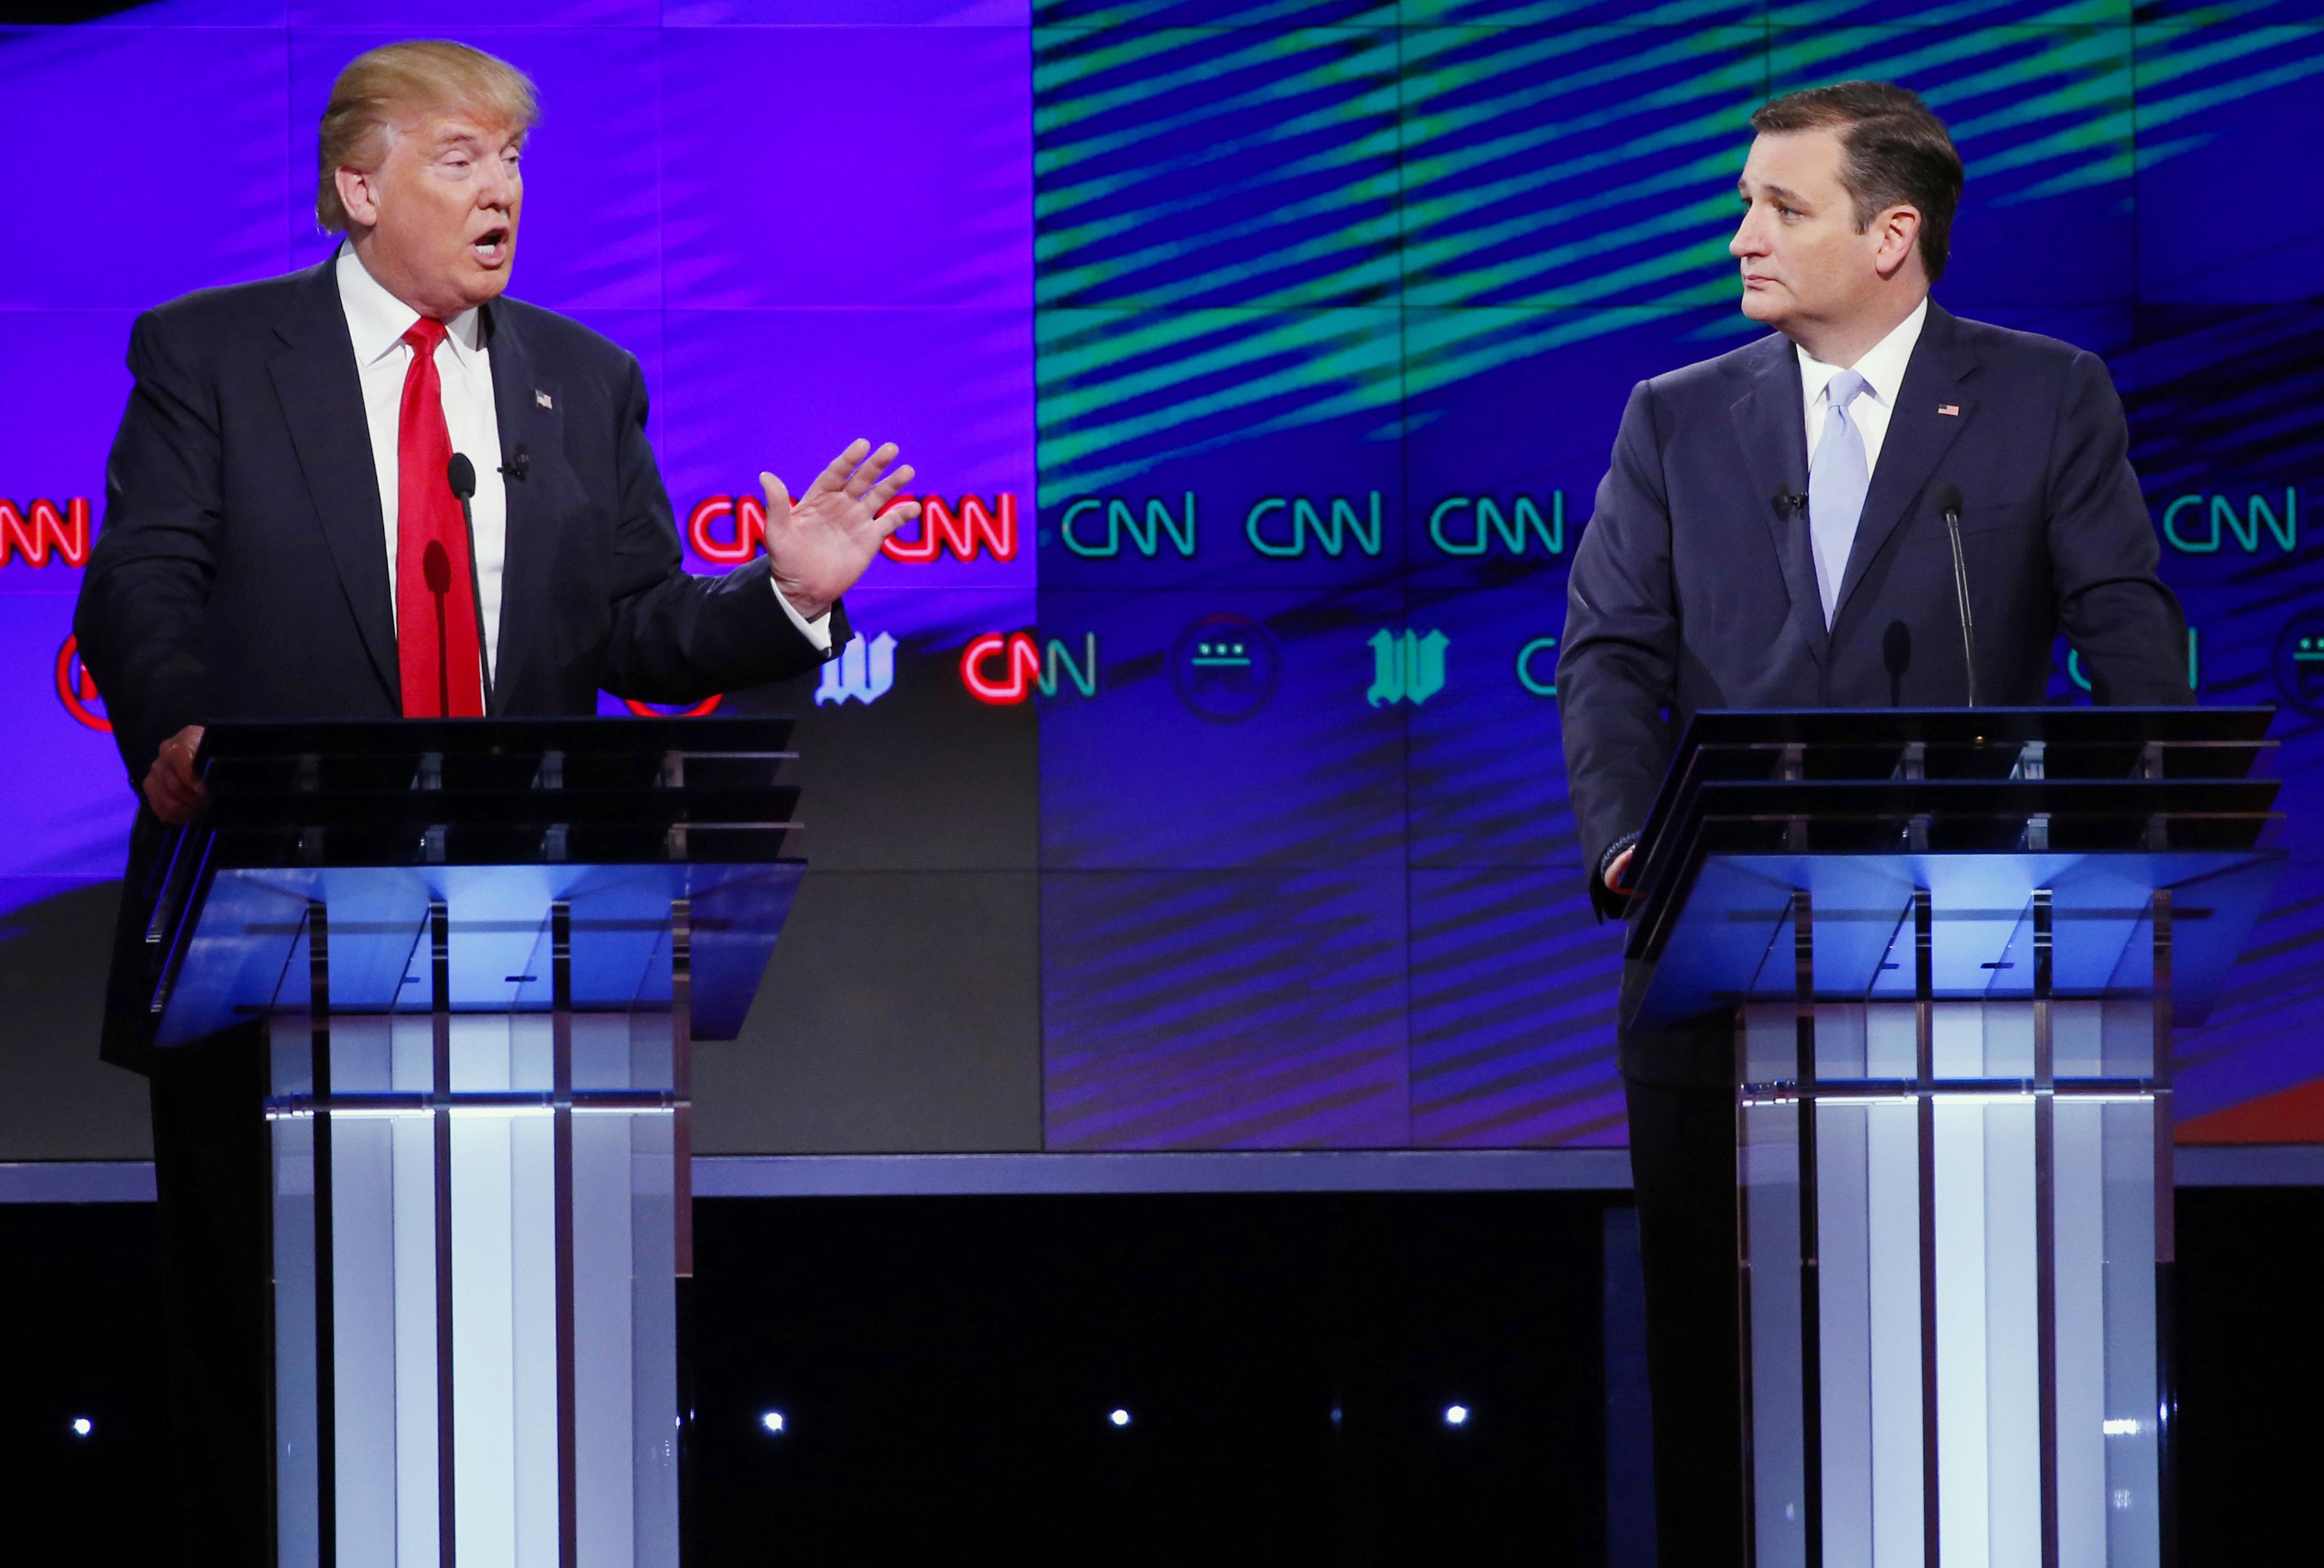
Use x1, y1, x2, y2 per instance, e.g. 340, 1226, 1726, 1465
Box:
421, 540, 452, 717
445, 454, 494, 711
1935, 481, 1978, 706
1883, 620, 1912, 707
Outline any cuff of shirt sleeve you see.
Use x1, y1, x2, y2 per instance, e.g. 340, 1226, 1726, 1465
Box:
770, 578, 834, 653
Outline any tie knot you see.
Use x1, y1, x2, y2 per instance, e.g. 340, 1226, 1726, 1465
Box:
1827, 368, 1870, 412
403, 317, 447, 355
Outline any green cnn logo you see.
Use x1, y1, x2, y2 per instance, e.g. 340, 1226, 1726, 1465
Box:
1368, 629, 1448, 707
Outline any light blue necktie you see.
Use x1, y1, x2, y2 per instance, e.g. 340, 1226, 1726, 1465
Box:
1808, 368, 1871, 626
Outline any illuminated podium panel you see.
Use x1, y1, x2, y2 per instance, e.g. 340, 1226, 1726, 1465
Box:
1624, 709, 2281, 1568
143, 720, 803, 1568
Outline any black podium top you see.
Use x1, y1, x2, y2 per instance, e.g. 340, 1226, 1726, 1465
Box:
184, 716, 799, 868
147, 718, 805, 1046
1620, 708, 2283, 1026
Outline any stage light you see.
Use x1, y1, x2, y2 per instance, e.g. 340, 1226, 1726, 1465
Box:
2102, 1418, 2141, 1437
1109, 1408, 1131, 1428
70, 1417, 92, 1438
1329, 1405, 1343, 1427
1444, 1404, 1469, 1427
759, 1411, 786, 1435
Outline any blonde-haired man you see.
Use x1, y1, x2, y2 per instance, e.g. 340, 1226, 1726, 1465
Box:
75, 40, 915, 1554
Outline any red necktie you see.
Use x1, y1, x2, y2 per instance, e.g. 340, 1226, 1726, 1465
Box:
396, 318, 485, 718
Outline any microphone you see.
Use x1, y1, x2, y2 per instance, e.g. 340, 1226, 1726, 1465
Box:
1773, 487, 1807, 518
445, 454, 494, 711
499, 445, 528, 481
1935, 482, 1978, 706
1883, 619, 1912, 707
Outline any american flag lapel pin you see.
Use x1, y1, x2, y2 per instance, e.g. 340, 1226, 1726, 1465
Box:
1937, 403, 1960, 417
536, 389, 554, 409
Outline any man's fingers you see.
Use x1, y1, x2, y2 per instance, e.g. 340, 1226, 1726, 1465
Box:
865, 463, 916, 510
812, 439, 872, 494
144, 768, 199, 825
161, 732, 205, 795
759, 472, 793, 528
142, 724, 210, 825
844, 442, 902, 499
873, 499, 922, 539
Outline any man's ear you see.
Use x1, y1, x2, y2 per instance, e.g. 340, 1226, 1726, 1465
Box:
335, 164, 380, 229
1873, 203, 1923, 281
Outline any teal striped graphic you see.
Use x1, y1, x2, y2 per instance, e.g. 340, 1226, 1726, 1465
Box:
1035, 3, 2324, 502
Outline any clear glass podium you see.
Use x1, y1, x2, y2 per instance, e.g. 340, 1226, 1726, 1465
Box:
142, 719, 805, 1568
1623, 708, 2282, 1568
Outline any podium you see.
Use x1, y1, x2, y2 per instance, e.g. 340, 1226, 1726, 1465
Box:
143, 718, 805, 1568
1623, 708, 2281, 1568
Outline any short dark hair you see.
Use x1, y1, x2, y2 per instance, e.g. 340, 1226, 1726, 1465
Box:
1749, 82, 1964, 283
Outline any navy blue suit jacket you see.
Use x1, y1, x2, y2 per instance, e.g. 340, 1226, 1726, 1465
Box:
1555, 303, 2189, 1081
76, 254, 842, 1066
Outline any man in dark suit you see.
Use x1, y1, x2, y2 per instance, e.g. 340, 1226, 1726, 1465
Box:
1555, 82, 2188, 1565
74, 40, 920, 1555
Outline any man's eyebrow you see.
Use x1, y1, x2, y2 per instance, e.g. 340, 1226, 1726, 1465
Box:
1738, 179, 1811, 206
432, 125, 522, 153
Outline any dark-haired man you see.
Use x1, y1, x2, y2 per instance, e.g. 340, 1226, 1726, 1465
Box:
1556, 82, 2186, 1565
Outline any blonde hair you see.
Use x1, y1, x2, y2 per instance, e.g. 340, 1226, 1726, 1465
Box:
316, 41, 539, 233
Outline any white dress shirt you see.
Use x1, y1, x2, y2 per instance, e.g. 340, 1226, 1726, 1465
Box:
334, 245, 830, 687
1797, 295, 1929, 479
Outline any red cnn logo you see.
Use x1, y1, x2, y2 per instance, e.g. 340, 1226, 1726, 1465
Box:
881, 495, 1016, 563
686, 493, 1017, 565
689, 493, 771, 564
3, 498, 91, 568
55, 635, 110, 732
960, 633, 1041, 706
621, 694, 724, 718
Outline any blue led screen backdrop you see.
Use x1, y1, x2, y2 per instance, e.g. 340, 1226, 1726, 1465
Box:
3, 0, 2321, 1149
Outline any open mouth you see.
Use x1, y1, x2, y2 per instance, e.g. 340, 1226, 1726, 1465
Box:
470, 226, 511, 267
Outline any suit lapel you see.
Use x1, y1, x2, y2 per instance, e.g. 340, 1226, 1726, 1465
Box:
484, 301, 558, 714
1728, 333, 1824, 665
1831, 303, 1979, 627
270, 256, 399, 706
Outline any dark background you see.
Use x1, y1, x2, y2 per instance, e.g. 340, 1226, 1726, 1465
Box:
3, 1186, 2314, 1563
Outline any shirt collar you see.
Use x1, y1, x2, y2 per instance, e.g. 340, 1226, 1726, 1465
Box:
1796, 295, 1930, 410
334, 242, 483, 368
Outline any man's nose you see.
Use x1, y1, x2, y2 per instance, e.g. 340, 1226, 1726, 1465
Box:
479, 162, 516, 208
1730, 212, 1765, 258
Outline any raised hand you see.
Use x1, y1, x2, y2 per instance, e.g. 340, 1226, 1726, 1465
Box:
759, 439, 922, 622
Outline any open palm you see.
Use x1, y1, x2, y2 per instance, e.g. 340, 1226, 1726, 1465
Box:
760, 439, 921, 621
